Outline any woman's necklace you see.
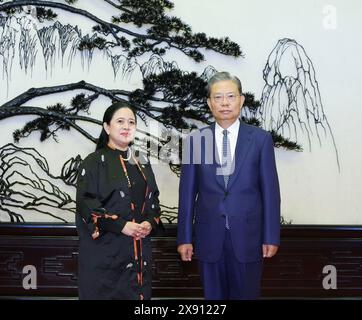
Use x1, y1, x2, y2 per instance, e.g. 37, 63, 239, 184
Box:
119, 149, 147, 189
120, 148, 131, 161
120, 155, 132, 188
119, 148, 133, 188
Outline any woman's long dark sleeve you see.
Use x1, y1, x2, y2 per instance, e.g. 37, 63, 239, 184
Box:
76, 157, 127, 236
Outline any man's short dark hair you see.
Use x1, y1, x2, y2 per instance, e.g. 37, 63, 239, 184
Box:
206, 71, 242, 97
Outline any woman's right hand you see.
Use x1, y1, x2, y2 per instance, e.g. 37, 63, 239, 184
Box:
121, 221, 145, 240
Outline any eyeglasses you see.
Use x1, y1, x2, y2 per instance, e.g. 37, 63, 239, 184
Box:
211, 93, 240, 104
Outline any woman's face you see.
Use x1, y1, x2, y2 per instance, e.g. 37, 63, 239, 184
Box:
104, 107, 136, 150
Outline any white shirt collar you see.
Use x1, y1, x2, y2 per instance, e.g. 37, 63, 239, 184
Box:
215, 119, 240, 137
214, 119, 240, 162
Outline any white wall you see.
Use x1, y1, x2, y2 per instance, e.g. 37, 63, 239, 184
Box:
0, 0, 361, 224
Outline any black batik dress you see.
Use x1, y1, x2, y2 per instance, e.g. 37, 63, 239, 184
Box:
76, 146, 162, 300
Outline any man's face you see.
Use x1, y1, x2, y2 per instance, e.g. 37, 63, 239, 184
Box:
207, 80, 245, 127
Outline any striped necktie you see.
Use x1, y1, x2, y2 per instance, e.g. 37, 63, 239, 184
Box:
222, 129, 231, 187
222, 129, 231, 229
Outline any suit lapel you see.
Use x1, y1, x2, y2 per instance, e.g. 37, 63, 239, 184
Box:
226, 121, 253, 190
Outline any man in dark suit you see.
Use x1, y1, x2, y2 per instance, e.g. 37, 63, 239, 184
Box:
177, 71, 281, 299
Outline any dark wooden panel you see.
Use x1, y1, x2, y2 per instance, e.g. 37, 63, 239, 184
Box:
0, 235, 79, 296
1, 223, 362, 298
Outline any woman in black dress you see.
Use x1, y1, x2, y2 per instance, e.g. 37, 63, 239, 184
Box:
76, 101, 162, 300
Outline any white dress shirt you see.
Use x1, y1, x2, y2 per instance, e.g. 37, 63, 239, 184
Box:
215, 119, 240, 164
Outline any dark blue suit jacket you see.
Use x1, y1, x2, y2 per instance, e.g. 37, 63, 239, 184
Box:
177, 121, 281, 263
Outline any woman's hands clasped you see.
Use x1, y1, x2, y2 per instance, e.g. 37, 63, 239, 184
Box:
122, 221, 152, 240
